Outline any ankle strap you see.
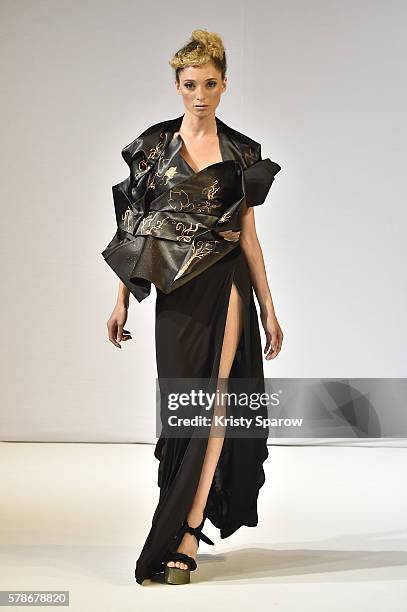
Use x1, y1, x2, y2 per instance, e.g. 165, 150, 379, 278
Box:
185, 519, 215, 546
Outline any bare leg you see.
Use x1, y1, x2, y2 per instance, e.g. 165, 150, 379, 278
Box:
167, 281, 244, 569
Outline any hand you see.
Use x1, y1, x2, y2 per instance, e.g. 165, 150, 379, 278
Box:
107, 304, 132, 349
260, 310, 283, 360
217, 229, 241, 242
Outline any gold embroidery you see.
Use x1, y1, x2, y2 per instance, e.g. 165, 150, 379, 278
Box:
138, 212, 199, 243
168, 187, 192, 211
173, 240, 221, 281
194, 202, 219, 214
138, 132, 167, 173
150, 160, 180, 189
175, 221, 199, 243
122, 206, 133, 231
166, 185, 221, 214
191, 179, 221, 213
139, 212, 171, 234
147, 133, 167, 162
218, 210, 233, 223
148, 174, 157, 190
203, 179, 220, 201
163, 166, 178, 182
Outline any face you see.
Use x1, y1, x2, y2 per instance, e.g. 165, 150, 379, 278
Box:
175, 61, 227, 117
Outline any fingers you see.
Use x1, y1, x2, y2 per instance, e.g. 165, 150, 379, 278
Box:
266, 341, 277, 360
107, 321, 132, 349
120, 330, 133, 343
116, 323, 124, 343
265, 329, 283, 360
264, 332, 275, 360
116, 328, 132, 347
107, 321, 120, 348
116, 325, 132, 345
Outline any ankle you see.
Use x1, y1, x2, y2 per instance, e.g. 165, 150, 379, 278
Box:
186, 509, 204, 528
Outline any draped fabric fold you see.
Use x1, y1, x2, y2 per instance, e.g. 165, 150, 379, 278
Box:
101, 114, 281, 302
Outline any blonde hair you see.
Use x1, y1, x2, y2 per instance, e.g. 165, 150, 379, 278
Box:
169, 29, 227, 82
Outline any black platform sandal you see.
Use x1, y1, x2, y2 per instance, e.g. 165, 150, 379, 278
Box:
163, 516, 214, 585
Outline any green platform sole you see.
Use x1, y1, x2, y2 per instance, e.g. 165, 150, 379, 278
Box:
164, 565, 191, 585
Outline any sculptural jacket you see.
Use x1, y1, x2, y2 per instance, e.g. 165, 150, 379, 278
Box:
101, 113, 281, 302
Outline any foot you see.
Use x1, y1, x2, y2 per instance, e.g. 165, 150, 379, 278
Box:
166, 512, 204, 571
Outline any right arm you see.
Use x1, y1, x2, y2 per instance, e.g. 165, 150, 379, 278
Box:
117, 280, 130, 309
106, 281, 132, 349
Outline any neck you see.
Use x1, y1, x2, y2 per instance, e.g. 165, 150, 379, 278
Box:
179, 111, 218, 138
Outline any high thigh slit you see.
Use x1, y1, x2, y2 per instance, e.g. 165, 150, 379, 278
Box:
168, 275, 244, 571
134, 245, 269, 584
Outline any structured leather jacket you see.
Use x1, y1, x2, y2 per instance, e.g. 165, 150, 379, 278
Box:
101, 113, 281, 302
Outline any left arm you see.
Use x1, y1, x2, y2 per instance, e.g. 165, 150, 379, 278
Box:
239, 201, 283, 360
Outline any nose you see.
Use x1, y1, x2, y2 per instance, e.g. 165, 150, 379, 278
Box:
196, 87, 206, 101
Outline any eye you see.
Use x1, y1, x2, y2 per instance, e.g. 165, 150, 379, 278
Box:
207, 81, 217, 88
184, 83, 194, 89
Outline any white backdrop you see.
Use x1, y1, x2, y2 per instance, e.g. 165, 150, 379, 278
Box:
1, 0, 406, 445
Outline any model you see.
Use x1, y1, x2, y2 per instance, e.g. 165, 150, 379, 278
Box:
101, 28, 284, 585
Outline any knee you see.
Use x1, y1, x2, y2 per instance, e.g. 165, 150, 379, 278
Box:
217, 372, 230, 385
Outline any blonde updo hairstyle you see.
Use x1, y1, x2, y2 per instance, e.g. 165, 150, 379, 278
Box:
169, 29, 227, 83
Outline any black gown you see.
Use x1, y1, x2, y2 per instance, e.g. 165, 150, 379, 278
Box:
100, 114, 282, 584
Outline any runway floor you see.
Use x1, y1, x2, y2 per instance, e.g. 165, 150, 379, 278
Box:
0, 442, 406, 611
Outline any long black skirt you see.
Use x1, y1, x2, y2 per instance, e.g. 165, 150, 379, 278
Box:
134, 244, 269, 584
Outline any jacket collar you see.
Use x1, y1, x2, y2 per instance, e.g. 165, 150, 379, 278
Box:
162, 113, 260, 168
121, 113, 260, 172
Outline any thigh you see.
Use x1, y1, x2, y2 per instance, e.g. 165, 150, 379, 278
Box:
218, 281, 244, 379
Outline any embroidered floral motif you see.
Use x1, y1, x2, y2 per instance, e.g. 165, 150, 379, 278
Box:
147, 134, 166, 162
122, 206, 133, 231
203, 179, 220, 201
138, 132, 167, 173
139, 211, 171, 234
163, 166, 178, 183
183, 179, 221, 214
148, 174, 157, 190
218, 210, 233, 223
173, 240, 221, 281
193, 201, 219, 214
149, 162, 179, 191
174, 221, 200, 243
168, 187, 193, 211
138, 212, 199, 243
194, 200, 219, 215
